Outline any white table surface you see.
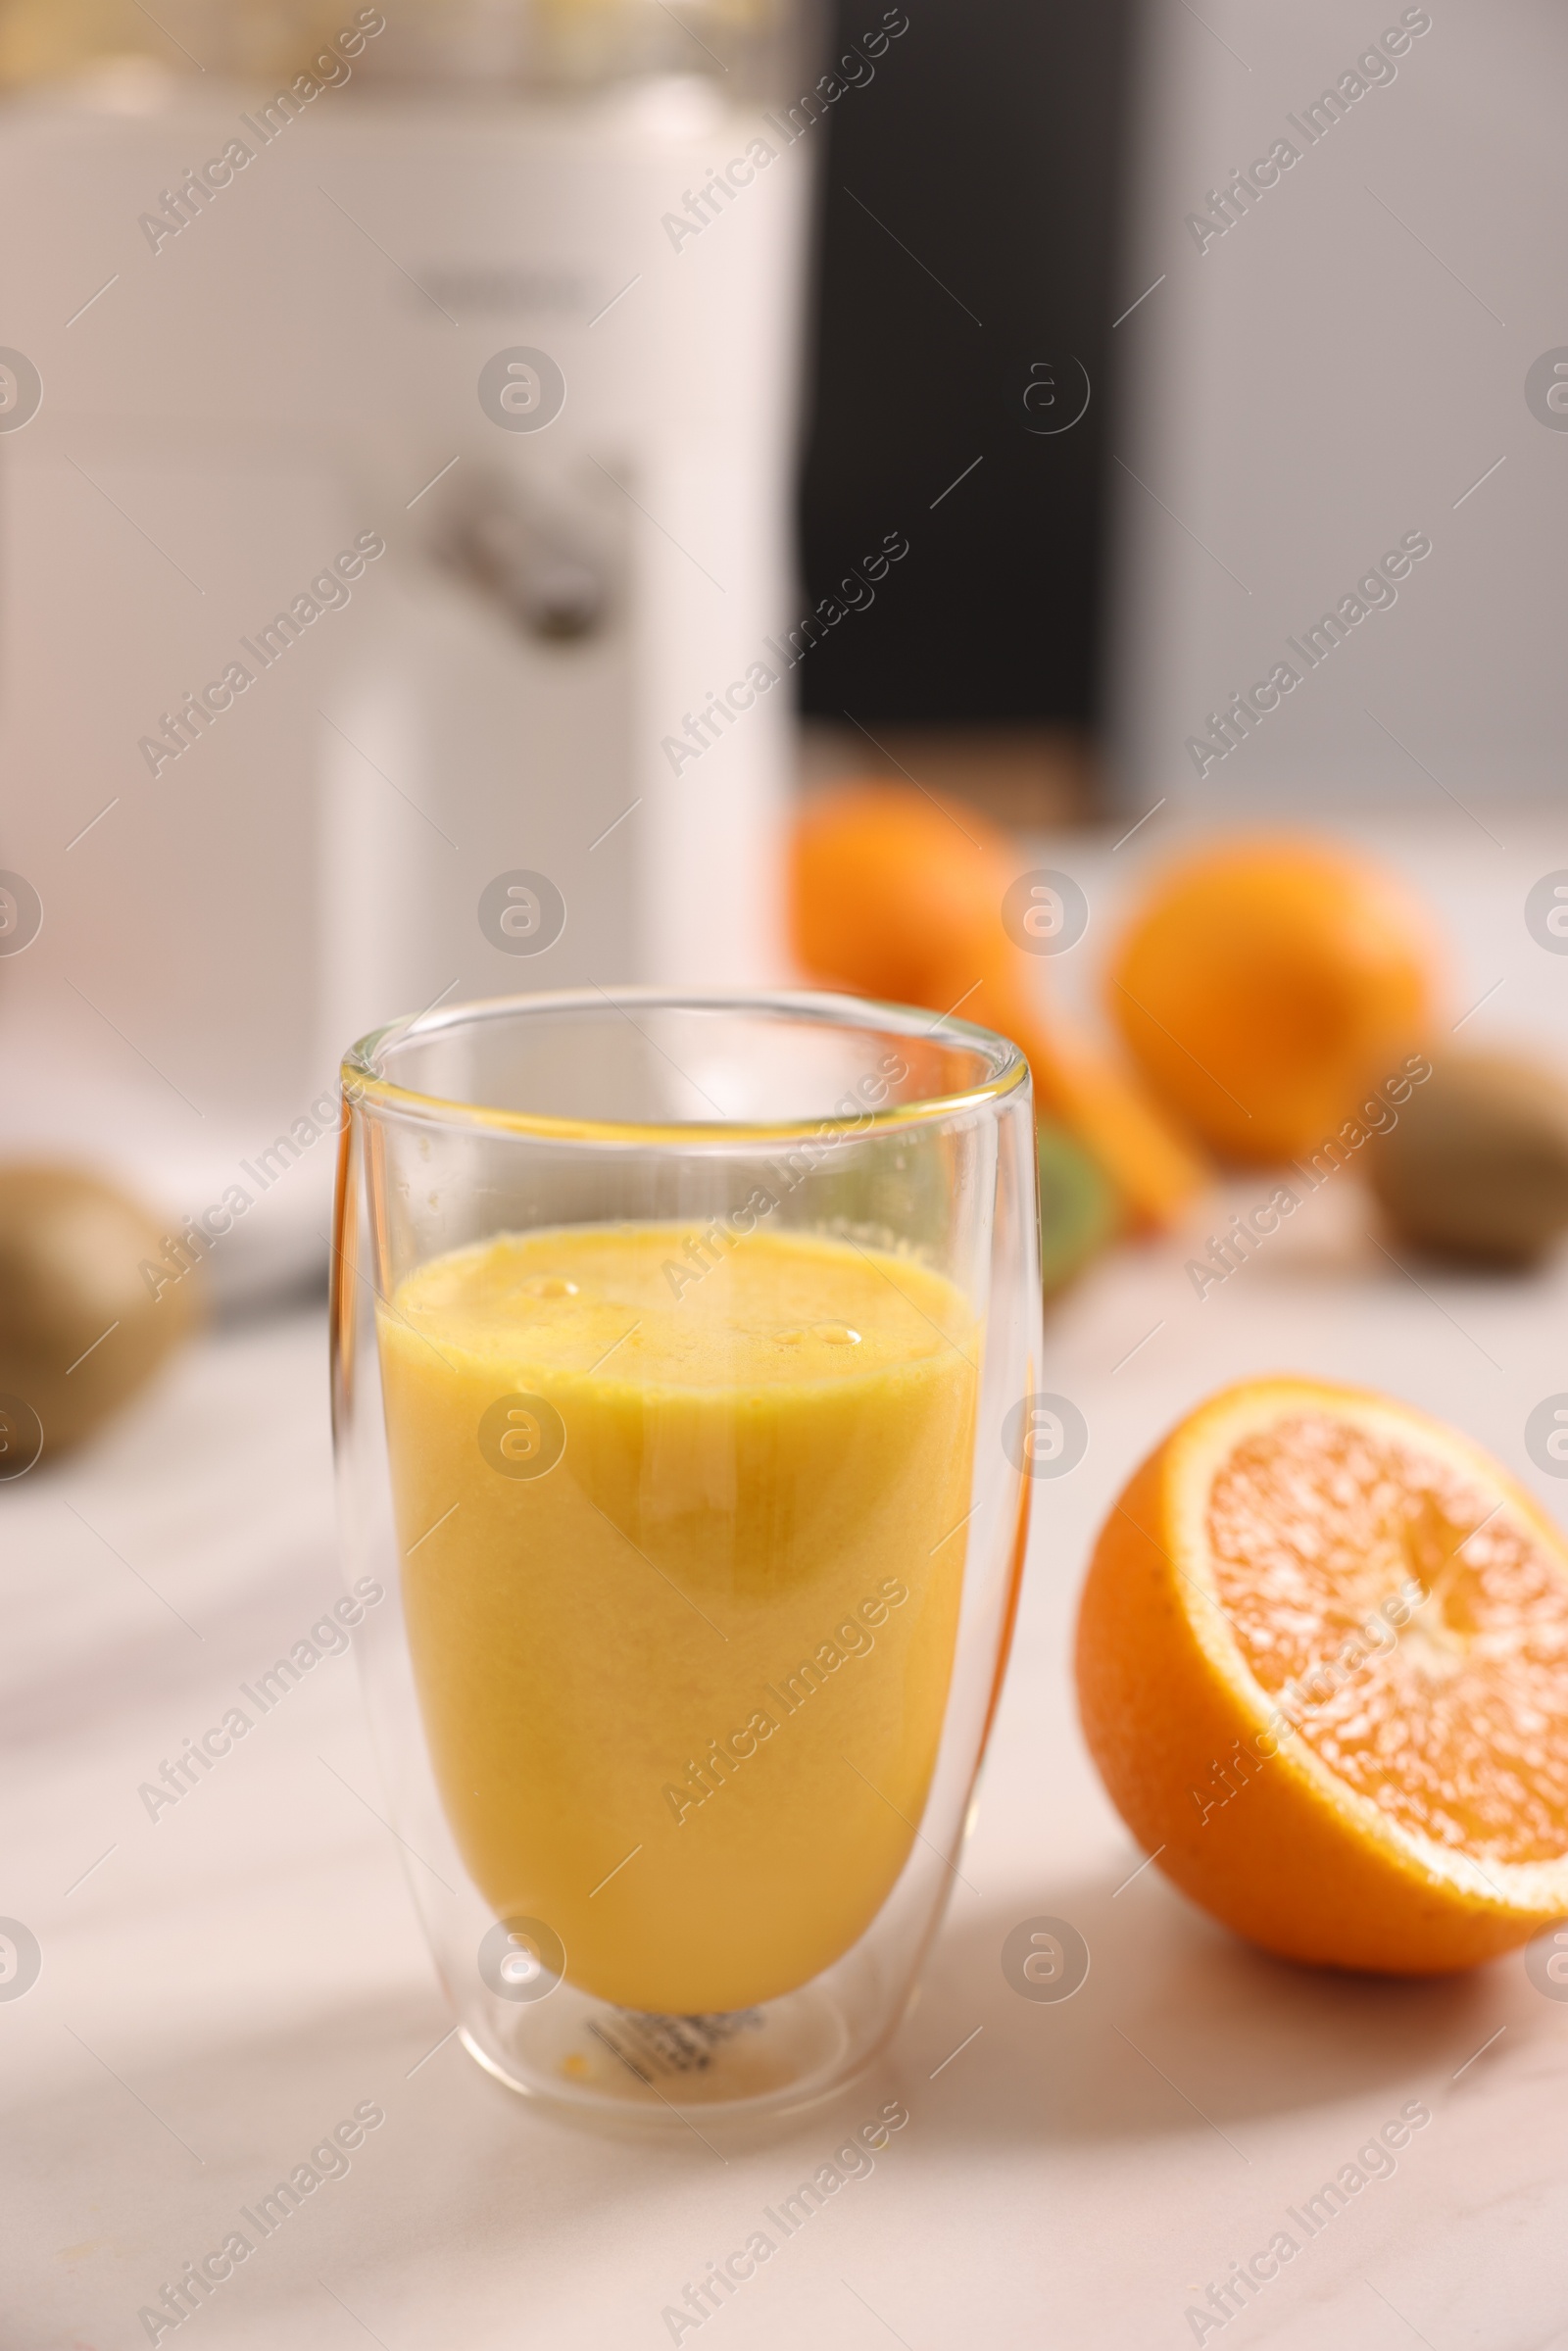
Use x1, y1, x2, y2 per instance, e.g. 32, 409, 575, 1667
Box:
10, 812, 1568, 2351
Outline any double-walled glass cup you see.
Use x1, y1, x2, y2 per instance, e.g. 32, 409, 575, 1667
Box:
331, 990, 1039, 2129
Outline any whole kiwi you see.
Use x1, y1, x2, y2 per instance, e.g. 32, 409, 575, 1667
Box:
0, 1162, 203, 1470
1367, 1048, 1568, 1269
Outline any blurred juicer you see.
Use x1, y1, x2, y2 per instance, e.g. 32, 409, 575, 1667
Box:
0, 0, 814, 1305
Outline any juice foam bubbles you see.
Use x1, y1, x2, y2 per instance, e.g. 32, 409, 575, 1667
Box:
378, 1222, 978, 2013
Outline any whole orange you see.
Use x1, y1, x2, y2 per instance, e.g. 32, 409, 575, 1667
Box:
789, 781, 1015, 1004
1108, 838, 1440, 1163
1076, 1377, 1568, 1974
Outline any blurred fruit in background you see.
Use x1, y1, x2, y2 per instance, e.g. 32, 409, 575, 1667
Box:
1035, 1117, 1118, 1297
941, 956, 1208, 1238
1077, 1375, 1568, 1974
0, 1164, 203, 1467
1368, 1047, 1568, 1269
789, 783, 1208, 1249
791, 779, 1009, 1010
1109, 838, 1441, 1164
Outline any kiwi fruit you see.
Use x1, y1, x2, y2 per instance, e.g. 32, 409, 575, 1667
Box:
0, 1162, 203, 1469
1038, 1116, 1119, 1297
1367, 1049, 1568, 1269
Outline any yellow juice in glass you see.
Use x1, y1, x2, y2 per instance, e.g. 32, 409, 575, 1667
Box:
377, 1221, 977, 2014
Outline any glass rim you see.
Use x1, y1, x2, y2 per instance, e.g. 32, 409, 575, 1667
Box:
342, 985, 1029, 1146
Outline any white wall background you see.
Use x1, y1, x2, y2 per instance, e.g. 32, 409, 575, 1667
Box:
1110, 0, 1568, 813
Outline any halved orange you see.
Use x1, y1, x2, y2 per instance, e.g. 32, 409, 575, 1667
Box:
1076, 1378, 1568, 1973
